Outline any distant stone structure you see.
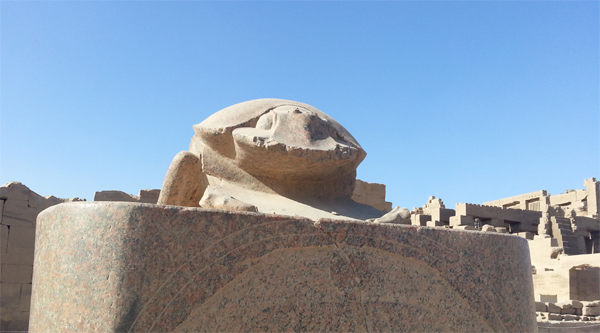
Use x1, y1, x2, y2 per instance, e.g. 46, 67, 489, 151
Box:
411, 196, 455, 227
479, 179, 600, 311
0, 182, 84, 331
484, 177, 599, 219
94, 189, 161, 203
410, 178, 600, 324
351, 180, 392, 212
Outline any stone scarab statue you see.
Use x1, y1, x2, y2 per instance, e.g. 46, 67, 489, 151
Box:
158, 98, 405, 221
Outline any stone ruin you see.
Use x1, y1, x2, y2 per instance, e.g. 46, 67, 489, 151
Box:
0, 180, 390, 331
408, 178, 600, 326
0, 182, 85, 331
13, 99, 538, 331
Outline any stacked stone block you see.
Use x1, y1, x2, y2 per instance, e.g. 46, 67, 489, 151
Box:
536, 300, 600, 322
551, 217, 586, 255
411, 196, 455, 227
0, 182, 83, 331
450, 203, 541, 233
94, 189, 161, 203
350, 179, 392, 212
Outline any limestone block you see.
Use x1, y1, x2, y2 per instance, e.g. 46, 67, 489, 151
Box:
0, 216, 36, 228
1, 265, 33, 283
481, 225, 496, 232
562, 314, 579, 321
27, 191, 48, 209
454, 225, 476, 230
30, 202, 537, 333
1, 225, 7, 253
548, 313, 562, 320
560, 308, 576, 314
582, 306, 600, 316
2, 199, 40, 226
1, 252, 35, 265
557, 301, 573, 309
496, 227, 508, 233
502, 209, 524, 222
0, 283, 21, 308
351, 180, 392, 212
0, 182, 30, 201
449, 215, 474, 226
489, 218, 505, 228
17, 283, 31, 311
432, 208, 455, 224
138, 189, 161, 204
536, 301, 548, 312
28, 193, 78, 210
570, 300, 584, 309
524, 210, 543, 223
517, 232, 534, 240
454, 203, 468, 216
94, 190, 139, 202
6, 226, 35, 254
0, 309, 29, 331
411, 214, 430, 226
575, 308, 582, 315
581, 301, 600, 307
547, 303, 562, 314
426, 220, 445, 227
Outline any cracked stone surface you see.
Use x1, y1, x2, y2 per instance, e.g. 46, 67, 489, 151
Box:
30, 202, 536, 332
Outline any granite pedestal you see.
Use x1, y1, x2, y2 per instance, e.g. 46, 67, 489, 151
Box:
29, 202, 537, 332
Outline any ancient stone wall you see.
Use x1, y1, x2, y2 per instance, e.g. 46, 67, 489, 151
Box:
411, 196, 455, 227
484, 178, 600, 220
529, 231, 600, 304
536, 300, 600, 323
0, 183, 160, 331
484, 190, 548, 210
450, 203, 541, 233
94, 189, 161, 203
351, 179, 392, 212
0, 182, 84, 331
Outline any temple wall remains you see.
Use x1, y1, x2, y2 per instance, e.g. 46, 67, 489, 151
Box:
410, 178, 600, 309
0, 182, 84, 331
0, 184, 159, 331
2, 178, 599, 329
94, 189, 161, 203
351, 179, 392, 212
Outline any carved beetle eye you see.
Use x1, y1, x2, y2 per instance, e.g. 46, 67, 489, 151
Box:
255, 112, 274, 130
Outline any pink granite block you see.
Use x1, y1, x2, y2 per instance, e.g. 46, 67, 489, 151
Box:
30, 202, 536, 332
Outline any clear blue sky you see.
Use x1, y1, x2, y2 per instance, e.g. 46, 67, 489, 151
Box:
1, 1, 598, 210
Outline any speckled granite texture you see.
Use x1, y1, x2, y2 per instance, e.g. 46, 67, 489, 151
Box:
29, 202, 536, 332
